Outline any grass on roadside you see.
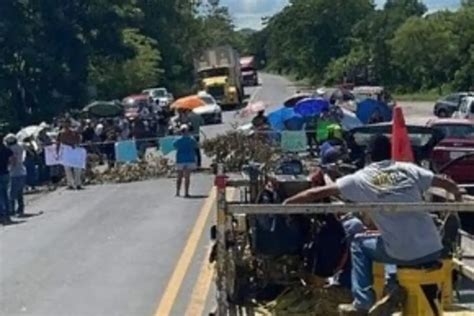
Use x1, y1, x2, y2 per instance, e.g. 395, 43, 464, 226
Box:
393, 91, 442, 102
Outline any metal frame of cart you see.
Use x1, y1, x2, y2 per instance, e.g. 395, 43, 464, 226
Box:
212, 168, 474, 316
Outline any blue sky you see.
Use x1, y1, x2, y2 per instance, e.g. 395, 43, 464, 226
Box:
220, 0, 461, 29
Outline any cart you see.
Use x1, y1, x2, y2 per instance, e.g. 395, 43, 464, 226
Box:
211, 164, 474, 316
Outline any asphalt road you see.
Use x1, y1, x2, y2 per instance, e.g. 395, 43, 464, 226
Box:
0, 73, 467, 316
0, 73, 297, 316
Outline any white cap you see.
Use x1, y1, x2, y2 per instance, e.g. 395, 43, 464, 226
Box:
316, 87, 326, 96
4, 133, 17, 143
180, 124, 189, 131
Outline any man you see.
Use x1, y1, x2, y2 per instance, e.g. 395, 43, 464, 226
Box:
284, 135, 461, 316
173, 124, 198, 197
57, 119, 83, 190
0, 133, 14, 223
4, 134, 27, 216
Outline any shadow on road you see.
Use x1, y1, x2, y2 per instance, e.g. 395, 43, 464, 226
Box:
0, 219, 27, 226
184, 195, 209, 199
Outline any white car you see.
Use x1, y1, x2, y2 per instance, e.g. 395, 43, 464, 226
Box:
453, 96, 474, 120
142, 87, 174, 109
194, 92, 223, 124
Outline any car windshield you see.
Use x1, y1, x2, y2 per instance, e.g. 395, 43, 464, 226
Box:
151, 89, 166, 98
199, 68, 229, 78
200, 96, 215, 105
433, 123, 474, 139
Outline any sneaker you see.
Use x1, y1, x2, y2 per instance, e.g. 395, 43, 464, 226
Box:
369, 285, 407, 316
338, 304, 368, 316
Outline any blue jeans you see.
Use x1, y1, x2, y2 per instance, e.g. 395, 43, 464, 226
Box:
10, 176, 25, 215
351, 234, 441, 310
336, 216, 366, 288
0, 174, 9, 217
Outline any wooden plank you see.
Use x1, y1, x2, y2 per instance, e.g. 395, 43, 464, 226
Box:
453, 258, 474, 281
228, 202, 474, 215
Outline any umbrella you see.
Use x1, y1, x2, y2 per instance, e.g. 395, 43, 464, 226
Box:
356, 99, 392, 124
284, 93, 312, 107
268, 107, 304, 131
83, 101, 122, 117
171, 95, 205, 110
294, 98, 330, 117
239, 101, 267, 117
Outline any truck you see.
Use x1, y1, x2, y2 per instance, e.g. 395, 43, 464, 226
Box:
240, 56, 259, 86
194, 46, 244, 108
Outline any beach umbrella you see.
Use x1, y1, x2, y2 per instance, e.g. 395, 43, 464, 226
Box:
294, 98, 330, 117
268, 107, 304, 130
170, 95, 205, 110
239, 101, 268, 118
284, 93, 312, 107
83, 101, 123, 117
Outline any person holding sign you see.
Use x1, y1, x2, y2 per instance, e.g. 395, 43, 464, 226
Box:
57, 119, 83, 190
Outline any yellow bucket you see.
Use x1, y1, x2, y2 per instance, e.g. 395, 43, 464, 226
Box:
373, 263, 385, 301
397, 265, 444, 316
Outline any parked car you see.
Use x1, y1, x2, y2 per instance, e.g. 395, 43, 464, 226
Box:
351, 86, 395, 108
453, 96, 474, 120
433, 92, 473, 117
193, 92, 222, 124
428, 118, 474, 187
142, 87, 174, 109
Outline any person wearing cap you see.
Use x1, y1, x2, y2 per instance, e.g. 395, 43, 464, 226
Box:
0, 133, 15, 223
173, 124, 198, 197
57, 119, 83, 190
284, 134, 461, 316
4, 133, 27, 216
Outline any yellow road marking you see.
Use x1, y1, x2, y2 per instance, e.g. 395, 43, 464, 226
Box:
184, 248, 215, 316
154, 187, 217, 316
184, 188, 236, 316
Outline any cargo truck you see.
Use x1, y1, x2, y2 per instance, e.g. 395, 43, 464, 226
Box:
240, 56, 259, 86
194, 46, 244, 108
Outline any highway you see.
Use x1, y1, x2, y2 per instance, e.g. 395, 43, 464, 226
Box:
0, 73, 464, 316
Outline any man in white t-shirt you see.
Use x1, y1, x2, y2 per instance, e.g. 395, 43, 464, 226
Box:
285, 135, 461, 316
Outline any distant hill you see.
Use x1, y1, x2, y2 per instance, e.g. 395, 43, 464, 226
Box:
238, 28, 257, 36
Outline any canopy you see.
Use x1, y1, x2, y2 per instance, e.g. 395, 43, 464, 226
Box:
294, 98, 329, 117
83, 101, 122, 117
356, 99, 392, 124
171, 95, 205, 110
268, 107, 304, 131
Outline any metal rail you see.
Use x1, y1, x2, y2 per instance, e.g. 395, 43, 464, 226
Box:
228, 202, 474, 215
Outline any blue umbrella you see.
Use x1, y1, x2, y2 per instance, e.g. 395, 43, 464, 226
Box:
294, 98, 330, 117
268, 107, 304, 131
356, 99, 393, 124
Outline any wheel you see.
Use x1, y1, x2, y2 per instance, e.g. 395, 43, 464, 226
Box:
437, 108, 448, 117
215, 113, 223, 124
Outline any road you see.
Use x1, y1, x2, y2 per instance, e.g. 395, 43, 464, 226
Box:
0, 73, 462, 316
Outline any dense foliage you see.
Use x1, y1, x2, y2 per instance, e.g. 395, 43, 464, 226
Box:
251, 0, 474, 93
0, 0, 244, 130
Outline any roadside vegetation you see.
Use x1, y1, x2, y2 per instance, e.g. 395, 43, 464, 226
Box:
249, 0, 474, 98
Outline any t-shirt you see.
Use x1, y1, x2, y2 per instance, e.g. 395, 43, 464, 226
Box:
336, 160, 442, 261
8, 144, 27, 177
174, 136, 198, 164
0, 145, 13, 176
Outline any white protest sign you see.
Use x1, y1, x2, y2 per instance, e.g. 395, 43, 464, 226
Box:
44, 145, 63, 166
61, 145, 87, 169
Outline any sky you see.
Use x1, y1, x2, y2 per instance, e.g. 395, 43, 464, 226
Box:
220, 0, 461, 29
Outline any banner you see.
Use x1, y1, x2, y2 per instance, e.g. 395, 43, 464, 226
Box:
159, 136, 179, 155
280, 131, 308, 152
115, 140, 138, 163
61, 145, 87, 169
44, 145, 62, 166
44, 144, 87, 169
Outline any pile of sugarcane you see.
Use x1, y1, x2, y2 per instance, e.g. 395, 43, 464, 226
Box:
87, 156, 172, 184
202, 130, 280, 172
256, 286, 352, 316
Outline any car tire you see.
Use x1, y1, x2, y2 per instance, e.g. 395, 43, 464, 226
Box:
437, 108, 448, 118
215, 114, 222, 124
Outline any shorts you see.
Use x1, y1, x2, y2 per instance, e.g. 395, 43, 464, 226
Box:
176, 163, 196, 171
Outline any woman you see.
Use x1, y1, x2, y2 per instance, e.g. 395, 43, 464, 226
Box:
173, 124, 198, 197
